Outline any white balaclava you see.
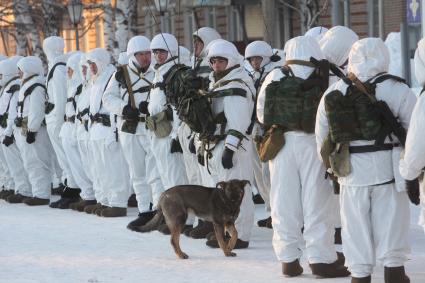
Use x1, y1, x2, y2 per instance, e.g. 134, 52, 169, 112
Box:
414, 38, 425, 86
43, 36, 65, 62
305, 26, 328, 42
86, 48, 111, 78
118, 52, 129, 66
193, 27, 221, 58
347, 38, 390, 81
245, 40, 273, 68
17, 56, 44, 80
207, 39, 243, 70
179, 46, 191, 66
150, 33, 178, 60
0, 56, 23, 87
66, 52, 83, 85
319, 26, 359, 67
79, 53, 90, 82
126, 35, 151, 67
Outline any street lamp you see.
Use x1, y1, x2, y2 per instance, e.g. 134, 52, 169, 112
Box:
154, 0, 169, 31
67, 0, 83, 50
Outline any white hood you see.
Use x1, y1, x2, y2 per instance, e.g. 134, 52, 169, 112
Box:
79, 53, 90, 82
319, 26, 358, 67
305, 26, 328, 41
17, 56, 44, 79
347, 38, 390, 81
150, 33, 178, 58
207, 39, 243, 69
127, 35, 151, 67
118, 52, 129, 66
43, 36, 65, 62
193, 27, 221, 57
284, 36, 324, 78
178, 46, 191, 66
0, 56, 22, 86
245, 40, 273, 68
86, 48, 111, 77
67, 52, 83, 84
414, 38, 425, 86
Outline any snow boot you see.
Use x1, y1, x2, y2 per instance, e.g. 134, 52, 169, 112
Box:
70, 199, 97, 211
127, 210, 157, 232
309, 261, 350, 278
257, 216, 272, 228
158, 223, 171, 235
181, 225, 193, 235
206, 238, 249, 249
51, 183, 65, 195
101, 207, 127, 217
0, 189, 14, 200
84, 202, 103, 214
336, 252, 345, 266
24, 197, 50, 206
252, 193, 265, 204
282, 259, 303, 277
335, 227, 342, 244
95, 205, 108, 216
6, 193, 28, 203
189, 220, 214, 239
49, 187, 81, 209
127, 194, 138, 207
384, 266, 410, 283
351, 276, 371, 283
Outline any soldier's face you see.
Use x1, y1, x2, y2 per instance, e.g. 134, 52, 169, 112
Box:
67, 67, 74, 79
134, 51, 151, 69
153, 49, 168, 64
210, 57, 228, 72
249, 56, 263, 71
193, 37, 204, 57
88, 62, 98, 75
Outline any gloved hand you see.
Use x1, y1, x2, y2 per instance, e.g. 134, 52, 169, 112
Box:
2, 135, 13, 147
405, 179, 420, 205
197, 153, 205, 166
221, 147, 234, 169
122, 104, 139, 121
26, 131, 36, 144
188, 136, 196, 154
170, 138, 183, 154
139, 101, 149, 115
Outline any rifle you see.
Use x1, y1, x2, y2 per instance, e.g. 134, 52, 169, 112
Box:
119, 65, 136, 109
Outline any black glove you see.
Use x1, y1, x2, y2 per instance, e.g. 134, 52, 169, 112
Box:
221, 147, 234, 169
406, 179, 420, 205
197, 153, 205, 166
122, 104, 139, 121
139, 101, 149, 115
2, 135, 13, 147
170, 138, 183, 154
26, 131, 36, 144
188, 136, 196, 154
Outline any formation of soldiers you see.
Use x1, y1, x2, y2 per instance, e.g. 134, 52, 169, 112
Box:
0, 25, 424, 283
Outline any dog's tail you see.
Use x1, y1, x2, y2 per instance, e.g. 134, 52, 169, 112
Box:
136, 208, 164, 233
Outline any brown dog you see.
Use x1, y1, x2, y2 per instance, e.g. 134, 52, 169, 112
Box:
136, 179, 249, 259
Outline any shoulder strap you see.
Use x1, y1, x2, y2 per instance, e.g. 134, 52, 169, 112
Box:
47, 62, 66, 85
370, 73, 407, 86
206, 88, 247, 99
19, 83, 47, 114
4, 84, 20, 114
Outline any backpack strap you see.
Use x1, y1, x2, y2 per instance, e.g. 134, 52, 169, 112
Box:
46, 62, 66, 86
370, 73, 407, 86
18, 83, 47, 115
4, 84, 20, 114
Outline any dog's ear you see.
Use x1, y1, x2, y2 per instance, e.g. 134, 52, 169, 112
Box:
216, 181, 226, 189
240, 180, 251, 188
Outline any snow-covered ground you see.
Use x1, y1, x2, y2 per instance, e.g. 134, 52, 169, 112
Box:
1, 198, 424, 283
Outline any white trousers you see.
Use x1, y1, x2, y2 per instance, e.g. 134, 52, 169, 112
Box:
204, 140, 255, 242
150, 135, 188, 189
1, 142, 31, 196
47, 121, 77, 187
14, 126, 54, 199
269, 134, 337, 264
62, 135, 94, 200
340, 183, 410, 278
419, 181, 425, 234
0, 145, 14, 190
90, 139, 130, 207
178, 124, 202, 185
250, 139, 271, 213
120, 131, 164, 212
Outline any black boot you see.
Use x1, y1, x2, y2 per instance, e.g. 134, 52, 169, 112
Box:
252, 194, 265, 204
335, 227, 342, 244
189, 220, 214, 239
127, 210, 157, 232
184, 219, 203, 236
127, 194, 138, 207
309, 261, 350, 278
282, 259, 303, 277
352, 276, 371, 283
49, 187, 81, 209
51, 183, 65, 195
0, 189, 14, 200
384, 266, 410, 283
257, 216, 272, 228
6, 193, 28, 203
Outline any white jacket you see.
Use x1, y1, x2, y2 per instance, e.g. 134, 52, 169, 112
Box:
0, 77, 20, 137
315, 38, 416, 187
75, 80, 91, 141
103, 59, 154, 135
18, 75, 47, 132
45, 54, 68, 124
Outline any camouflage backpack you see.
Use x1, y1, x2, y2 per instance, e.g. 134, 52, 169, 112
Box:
263, 59, 329, 133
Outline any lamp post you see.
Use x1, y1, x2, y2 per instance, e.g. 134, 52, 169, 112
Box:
154, 0, 169, 32
67, 0, 83, 50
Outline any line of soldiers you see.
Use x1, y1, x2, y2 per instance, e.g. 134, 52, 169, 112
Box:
0, 25, 423, 282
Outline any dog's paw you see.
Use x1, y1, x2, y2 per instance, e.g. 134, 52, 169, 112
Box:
225, 252, 237, 257
178, 252, 189, 259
